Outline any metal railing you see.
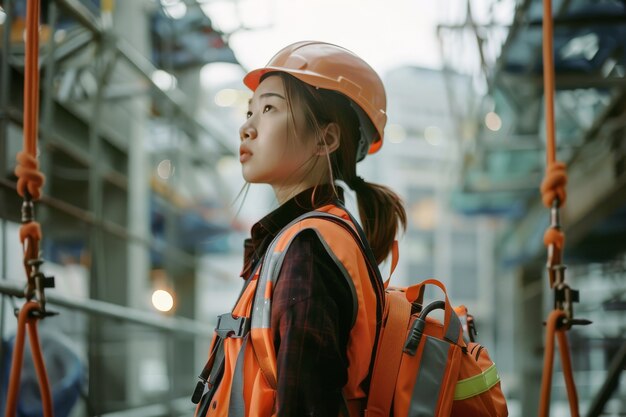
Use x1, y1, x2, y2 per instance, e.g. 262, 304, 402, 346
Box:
0, 280, 211, 336
0, 278, 213, 417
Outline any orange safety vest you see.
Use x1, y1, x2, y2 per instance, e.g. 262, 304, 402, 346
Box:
194, 204, 382, 417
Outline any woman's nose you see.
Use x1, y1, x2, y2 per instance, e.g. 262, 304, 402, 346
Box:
239, 122, 257, 141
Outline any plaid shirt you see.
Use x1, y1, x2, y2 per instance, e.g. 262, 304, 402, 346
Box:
240, 186, 354, 416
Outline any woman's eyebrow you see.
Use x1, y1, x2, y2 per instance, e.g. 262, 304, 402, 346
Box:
260, 92, 286, 100
248, 92, 286, 105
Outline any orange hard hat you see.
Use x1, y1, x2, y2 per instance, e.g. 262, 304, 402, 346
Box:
243, 41, 387, 161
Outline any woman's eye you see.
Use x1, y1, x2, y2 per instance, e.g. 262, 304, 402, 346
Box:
263, 105, 273, 113
246, 111, 252, 119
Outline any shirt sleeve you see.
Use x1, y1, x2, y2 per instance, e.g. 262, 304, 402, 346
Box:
270, 229, 354, 417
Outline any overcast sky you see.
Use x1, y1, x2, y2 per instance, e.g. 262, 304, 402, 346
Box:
204, 0, 444, 76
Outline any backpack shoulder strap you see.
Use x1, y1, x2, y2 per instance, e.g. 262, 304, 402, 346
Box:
365, 290, 412, 417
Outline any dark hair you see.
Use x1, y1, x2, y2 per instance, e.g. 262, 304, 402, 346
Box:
271, 72, 407, 263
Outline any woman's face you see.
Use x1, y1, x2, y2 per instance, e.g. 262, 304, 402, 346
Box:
239, 75, 319, 192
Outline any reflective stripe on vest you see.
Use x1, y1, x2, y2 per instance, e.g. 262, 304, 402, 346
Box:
453, 363, 500, 401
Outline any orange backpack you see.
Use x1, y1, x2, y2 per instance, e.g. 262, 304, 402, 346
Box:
314, 209, 509, 417
363, 280, 508, 417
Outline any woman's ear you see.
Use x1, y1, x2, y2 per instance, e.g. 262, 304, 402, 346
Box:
317, 122, 341, 155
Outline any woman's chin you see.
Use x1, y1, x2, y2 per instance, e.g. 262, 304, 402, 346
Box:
241, 170, 260, 184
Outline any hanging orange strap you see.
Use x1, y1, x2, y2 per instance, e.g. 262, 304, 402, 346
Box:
5, 303, 54, 417
538, 0, 585, 416
4, 1, 55, 417
539, 311, 580, 417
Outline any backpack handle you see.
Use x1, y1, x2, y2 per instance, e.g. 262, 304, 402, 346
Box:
403, 300, 446, 356
405, 279, 463, 346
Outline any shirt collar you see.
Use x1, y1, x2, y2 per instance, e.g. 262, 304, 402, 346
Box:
240, 184, 343, 278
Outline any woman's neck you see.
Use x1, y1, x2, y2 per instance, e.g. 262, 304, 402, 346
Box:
273, 183, 315, 206
274, 177, 340, 206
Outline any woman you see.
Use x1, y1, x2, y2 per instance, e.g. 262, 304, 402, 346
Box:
194, 40, 406, 417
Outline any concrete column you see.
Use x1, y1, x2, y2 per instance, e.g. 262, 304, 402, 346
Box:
517, 263, 544, 417
113, 0, 151, 408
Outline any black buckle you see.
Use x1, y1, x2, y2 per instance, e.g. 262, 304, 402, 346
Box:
215, 313, 250, 339
191, 379, 206, 404
404, 319, 426, 356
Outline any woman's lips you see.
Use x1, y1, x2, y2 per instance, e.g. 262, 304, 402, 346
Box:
239, 147, 252, 163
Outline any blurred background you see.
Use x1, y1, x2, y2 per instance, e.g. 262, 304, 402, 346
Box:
0, 0, 624, 416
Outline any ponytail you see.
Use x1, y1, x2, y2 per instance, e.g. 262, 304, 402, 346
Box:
351, 179, 406, 264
